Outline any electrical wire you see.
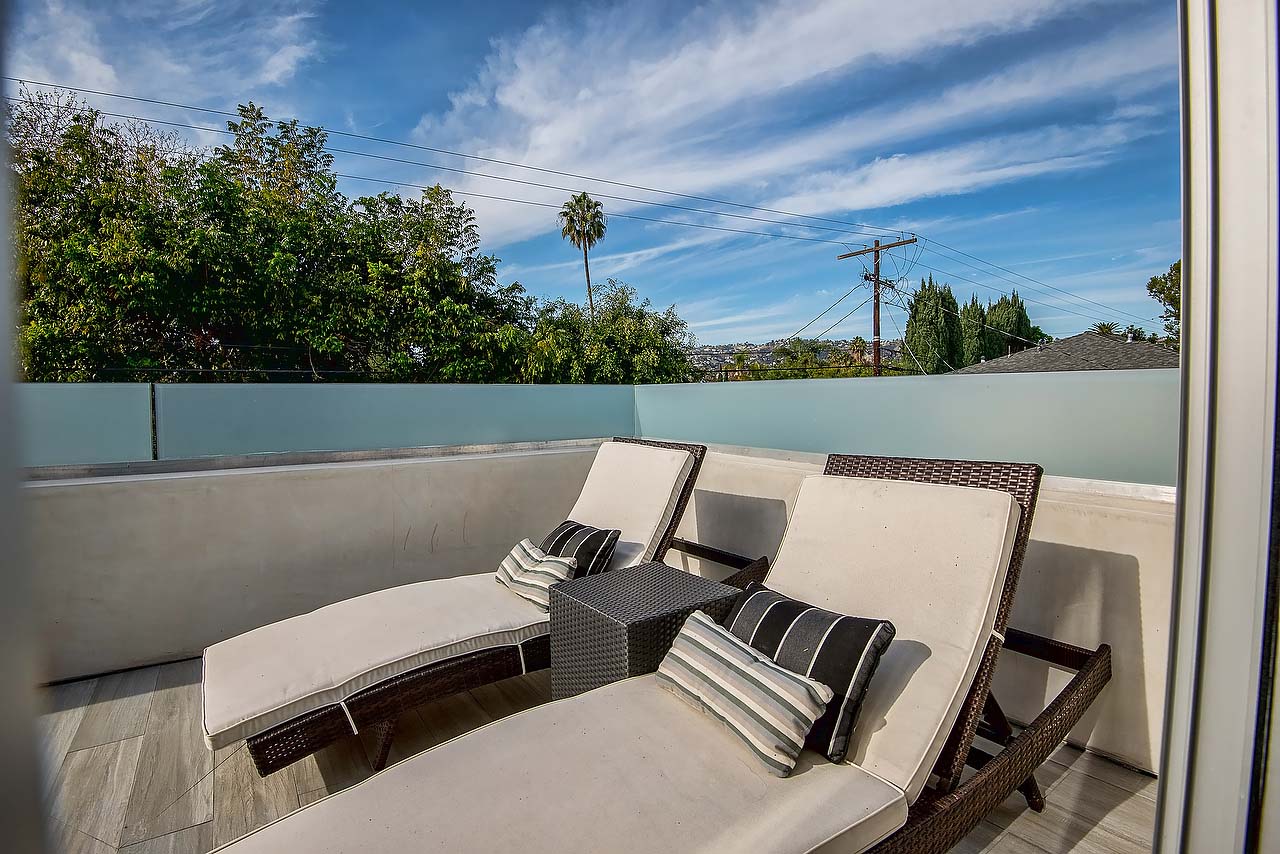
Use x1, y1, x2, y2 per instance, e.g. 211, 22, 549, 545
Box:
4, 76, 911, 237
883, 288, 1118, 373
8, 78, 1163, 335
920, 236, 1162, 328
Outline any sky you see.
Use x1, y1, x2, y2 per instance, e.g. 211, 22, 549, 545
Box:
7, 0, 1181, 345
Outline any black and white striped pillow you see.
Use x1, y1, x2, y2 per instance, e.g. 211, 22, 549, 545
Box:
657, 610, 833, 777
495, 539, 577, 611
539, 520, 621, 577
725, 582, 896, 763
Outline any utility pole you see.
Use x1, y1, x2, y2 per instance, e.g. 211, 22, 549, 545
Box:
837, 236, 917, 375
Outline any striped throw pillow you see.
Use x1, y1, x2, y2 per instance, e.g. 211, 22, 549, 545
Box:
494, 539, 577, 611
539, 520, 621, 577
725, 582, 896, 763
656, 610, 834, 777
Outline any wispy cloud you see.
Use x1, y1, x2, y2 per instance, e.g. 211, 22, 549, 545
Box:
11, 1, 323, 103
409, 0, 1173, 245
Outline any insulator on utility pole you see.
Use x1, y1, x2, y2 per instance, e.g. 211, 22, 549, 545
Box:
836, 236, 918, 376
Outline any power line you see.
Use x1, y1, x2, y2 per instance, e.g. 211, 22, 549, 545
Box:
884, 249, 1126, 329
813, 293, 875, 339
920, 237, 1161, 328
337, 174, 850, 245
9, 78, 1160, 333
9, 96, 855, 248
883, 287, 1118, 373
884, 300, 944, 373
5, 76, 910, 238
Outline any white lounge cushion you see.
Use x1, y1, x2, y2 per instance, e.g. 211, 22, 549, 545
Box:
211, 675, 908, 854
766, 475, 1020, 803
201, 574, 547, 748
567, 440, 694, 569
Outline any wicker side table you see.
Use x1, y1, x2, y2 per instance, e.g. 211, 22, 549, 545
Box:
549, 561, 741, 700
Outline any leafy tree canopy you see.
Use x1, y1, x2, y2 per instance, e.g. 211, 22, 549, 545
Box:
1146, 260, 1180, 347
903, 275, 962, 373
10, 90, 691, 385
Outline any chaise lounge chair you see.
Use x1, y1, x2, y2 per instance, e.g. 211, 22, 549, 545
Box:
201, 437, 706, 776
211, 455, 1111, 854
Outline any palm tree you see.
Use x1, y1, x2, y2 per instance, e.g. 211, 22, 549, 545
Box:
558, 192, 607, 319
1089, 322, 1120, 336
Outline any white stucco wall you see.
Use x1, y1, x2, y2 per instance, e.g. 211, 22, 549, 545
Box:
24, 445, 596, 682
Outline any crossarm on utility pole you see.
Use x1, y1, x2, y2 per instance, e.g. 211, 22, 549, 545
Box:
836, 236, 917, 376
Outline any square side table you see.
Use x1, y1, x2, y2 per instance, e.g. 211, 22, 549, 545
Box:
549, 561, 741, 700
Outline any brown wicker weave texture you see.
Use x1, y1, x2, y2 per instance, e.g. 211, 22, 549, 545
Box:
822, 454, 1043, 794
549, 561, 739, 700
869, 636, 1111, 854
246, 438, 706, 777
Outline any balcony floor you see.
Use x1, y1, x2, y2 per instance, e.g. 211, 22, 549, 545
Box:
39, 659, 1155, 853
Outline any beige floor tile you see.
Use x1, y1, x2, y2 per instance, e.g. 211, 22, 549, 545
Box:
288, 734, 371, 797
212, 736, 298, 847
52, 736, 145, 846
39, 679, 99, 798
50, 817, 117, 854
358, 691, 496, 769
952, 819, 1008, 853
71, 667, 161, 751
119, 821, 215, 854
469, 670, 551, 720
121, 660, 214, 846
1050, 745, 1157, 802
297, 787, 330, 808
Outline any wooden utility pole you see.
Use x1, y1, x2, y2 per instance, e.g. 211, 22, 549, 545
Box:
837, 236, 917, 375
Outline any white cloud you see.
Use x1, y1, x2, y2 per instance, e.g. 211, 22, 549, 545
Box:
410, 0, 1174, 245
768, 121, 1154, 215
10, 1, 322, 106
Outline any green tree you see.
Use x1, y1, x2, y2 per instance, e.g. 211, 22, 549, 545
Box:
957, 295, 986, 366
1122, 325, 1148, 342
523, 279, 694, 384
12, 91, 703, 384
985, 291, 1034, 358
1146, 260, 1181, 347
904, 275, 962, 373
1089, 322, 1120, 336
849, 335, 868, 364
558, 192, 607, 320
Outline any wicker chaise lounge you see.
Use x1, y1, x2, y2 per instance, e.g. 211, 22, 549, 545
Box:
200, 437, 706, 776
210, 455, 1111, 854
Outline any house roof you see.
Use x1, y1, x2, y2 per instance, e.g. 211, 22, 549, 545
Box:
949, 331, 1179, 375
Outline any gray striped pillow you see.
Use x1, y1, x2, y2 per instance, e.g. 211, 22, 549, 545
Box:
495, 539, 577, 611
725, 582, 896, 763
656, 610, 834, 777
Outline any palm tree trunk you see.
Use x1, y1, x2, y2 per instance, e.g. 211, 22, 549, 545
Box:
582, 245, 595, 319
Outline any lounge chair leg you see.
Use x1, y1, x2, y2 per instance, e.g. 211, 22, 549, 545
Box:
982, 693, 1046, 812
369, 718, 396, 772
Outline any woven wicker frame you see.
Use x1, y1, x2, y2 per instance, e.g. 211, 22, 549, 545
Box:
869, 631, 1112, 854
549, 561, 740, 700
245, 438, 706, 777
822, 453, 1044, 793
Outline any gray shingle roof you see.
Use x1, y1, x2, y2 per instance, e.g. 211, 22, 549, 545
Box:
949, 332, 1179, 375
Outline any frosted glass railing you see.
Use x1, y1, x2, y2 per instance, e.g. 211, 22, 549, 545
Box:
634, 369, 1180, 485
153, 383, 636, 458
18, 370, 1180, 485
17, 383, 153, 467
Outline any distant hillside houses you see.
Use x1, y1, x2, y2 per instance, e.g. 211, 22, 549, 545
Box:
688, 339, 902, 371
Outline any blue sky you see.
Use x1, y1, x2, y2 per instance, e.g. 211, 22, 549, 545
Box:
9, 0, 1180, 344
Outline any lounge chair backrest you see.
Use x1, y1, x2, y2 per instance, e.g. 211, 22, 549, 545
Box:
764, 475, 1020, 803
566, 440, 700, 569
